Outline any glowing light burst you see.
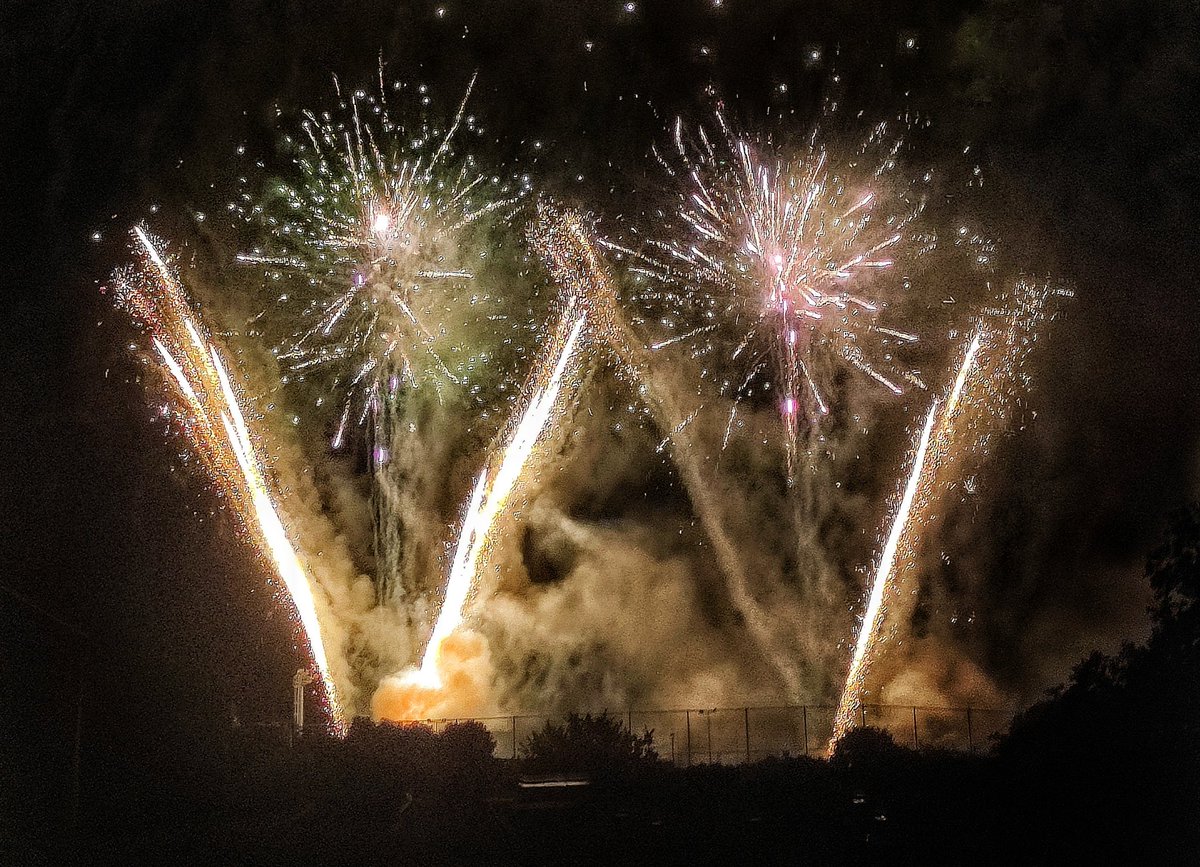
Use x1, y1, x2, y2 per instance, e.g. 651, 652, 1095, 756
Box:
607, 109, 927, 479
112, 227, 345, 732
832, 279, 1066, 743
402, 310, 587, 691
233, 73, 526, 445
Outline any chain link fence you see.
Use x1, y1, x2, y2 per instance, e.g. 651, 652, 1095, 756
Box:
405, 704, 1010, 763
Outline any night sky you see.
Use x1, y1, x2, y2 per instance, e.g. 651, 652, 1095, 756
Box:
4, 0, 1200, 826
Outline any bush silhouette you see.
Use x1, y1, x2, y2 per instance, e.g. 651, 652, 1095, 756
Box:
520, 712, 656, 778
830, 725, 905, 770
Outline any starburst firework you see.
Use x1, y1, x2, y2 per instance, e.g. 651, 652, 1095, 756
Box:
233, 73, 526, 448
608, 109, 930, 478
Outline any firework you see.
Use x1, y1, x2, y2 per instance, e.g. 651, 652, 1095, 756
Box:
831, 337, 974, 743
232, 74, 531, 603
530, 203, 810, 700
832, 279, 1066, 743
421, 312, 585, 685
112, 227, 345, 731
607, 109, 927, 480
233, 73, 526, 448
384, 307, 586, 704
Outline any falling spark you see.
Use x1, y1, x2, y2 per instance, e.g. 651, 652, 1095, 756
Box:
112, 227, 345, 731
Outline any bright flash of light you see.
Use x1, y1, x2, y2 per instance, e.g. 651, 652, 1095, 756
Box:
832, 332, 981, 743
404, 310, 587, 691
606, 109, 928, 481
233, 72, 526, 443
112, 227, 345, 732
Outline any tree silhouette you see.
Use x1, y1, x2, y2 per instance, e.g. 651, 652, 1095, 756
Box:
991, 504, 1200, 863
519, 712, 656, 778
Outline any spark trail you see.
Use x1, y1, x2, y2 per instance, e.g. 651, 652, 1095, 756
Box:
419, 313, 586, 686
374, 308, 587, 716
831, 278, 1065, 743
832, 331, 983, 743
531, 203, 809, 700
112, 227, 345, 731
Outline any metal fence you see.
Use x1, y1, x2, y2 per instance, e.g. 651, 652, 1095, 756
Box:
405, 704, 1011, 764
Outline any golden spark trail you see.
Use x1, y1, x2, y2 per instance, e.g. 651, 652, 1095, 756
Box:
833, 401, 939, 742
832, 331, 983, 743
116, 228, 345, 730
530, 204, 809, 699
410, 312, 588, 688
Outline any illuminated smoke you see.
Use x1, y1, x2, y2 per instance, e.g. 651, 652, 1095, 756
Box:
530, 202, 810, 700
372, 310, 587, 719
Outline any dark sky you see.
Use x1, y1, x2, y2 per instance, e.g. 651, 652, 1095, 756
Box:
3, 0, 1200, 826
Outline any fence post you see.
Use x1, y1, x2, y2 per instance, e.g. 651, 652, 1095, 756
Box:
744, 707, 751, 764
912, 706, 919, 749
861, 705, 867, 728
511, 716, 517, 760
802, 706, 809, 756
966, 707, 974, 753
685, 710, 692, 767
627, 710, 633, 736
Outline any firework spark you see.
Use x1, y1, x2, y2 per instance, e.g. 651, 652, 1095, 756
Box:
832, 279, 1065, 743
234, 73, 525, 445
112, 227, 345, 731
530, 202, 811, 700
233, 74, 531, 603
832, 334, 978, 743
388, 308, 587, 701
607, 109, 927, 480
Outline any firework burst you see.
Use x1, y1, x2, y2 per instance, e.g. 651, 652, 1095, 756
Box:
607, 108, 929, 480
233, 73, 527, 450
